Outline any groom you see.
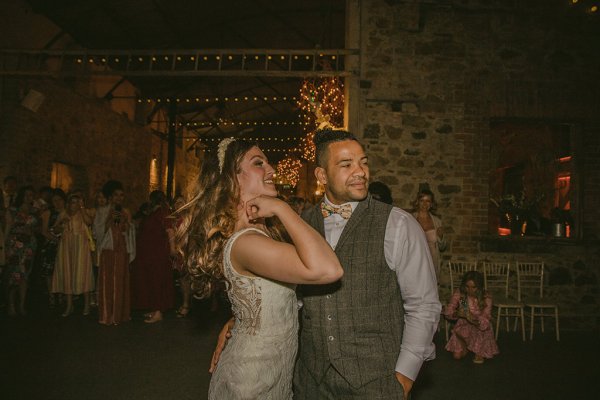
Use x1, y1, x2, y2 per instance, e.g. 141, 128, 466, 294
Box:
211, 129, 440, 399
293, 129, 440, 399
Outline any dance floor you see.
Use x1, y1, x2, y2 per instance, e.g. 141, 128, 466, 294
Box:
1, 297, 598, 400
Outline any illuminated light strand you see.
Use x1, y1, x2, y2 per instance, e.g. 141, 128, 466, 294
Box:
170, 121, 309, 127
137, 96, 297, 103
193, 137, 302, 143
205, 147, 299, 153
74, 54, 340, 65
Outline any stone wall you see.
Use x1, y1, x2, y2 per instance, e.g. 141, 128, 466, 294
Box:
0, 78, 153, 209
354, 0, 600, 329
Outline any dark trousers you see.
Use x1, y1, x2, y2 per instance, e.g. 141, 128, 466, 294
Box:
293, 358, 406, 400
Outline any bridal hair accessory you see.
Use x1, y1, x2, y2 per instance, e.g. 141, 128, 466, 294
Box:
218, 138, 236, 173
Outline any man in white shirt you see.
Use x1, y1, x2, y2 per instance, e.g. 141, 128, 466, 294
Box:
293, 129, 440, 399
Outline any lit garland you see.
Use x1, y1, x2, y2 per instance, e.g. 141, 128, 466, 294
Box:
276, 156, 303, 187
296, 77, 345, 161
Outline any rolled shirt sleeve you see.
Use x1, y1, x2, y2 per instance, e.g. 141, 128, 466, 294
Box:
385, 208, 442, 381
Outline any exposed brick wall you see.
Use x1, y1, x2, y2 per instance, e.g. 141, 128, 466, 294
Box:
356, 0, 600, 328
0, 78, 153, 209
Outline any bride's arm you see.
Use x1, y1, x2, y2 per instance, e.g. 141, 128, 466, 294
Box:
233, 196, 343, 284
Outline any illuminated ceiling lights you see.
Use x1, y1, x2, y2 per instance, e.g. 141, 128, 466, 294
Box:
137, 96, 298, 103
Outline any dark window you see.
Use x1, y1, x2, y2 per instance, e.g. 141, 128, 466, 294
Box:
489, 121, 577, 238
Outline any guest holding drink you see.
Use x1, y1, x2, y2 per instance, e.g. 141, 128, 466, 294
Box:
97, 181, 135, 325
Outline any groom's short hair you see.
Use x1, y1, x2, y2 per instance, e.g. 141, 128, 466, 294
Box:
314, 129, 359, 168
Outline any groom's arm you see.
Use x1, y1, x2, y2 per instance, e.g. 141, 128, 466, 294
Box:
385, 208, 441, 393
209, 317, 235, 373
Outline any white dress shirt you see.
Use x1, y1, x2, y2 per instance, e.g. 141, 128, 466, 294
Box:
322, 195, 441, 381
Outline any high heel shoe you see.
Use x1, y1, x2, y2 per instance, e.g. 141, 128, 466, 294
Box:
144, 312, 163, 324
62, 307, 73, 317
176, 306, 190, 318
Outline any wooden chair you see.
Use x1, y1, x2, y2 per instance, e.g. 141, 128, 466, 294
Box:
444, 260, 479, 341
516, 261, 560, 341
483, 261, 525, 341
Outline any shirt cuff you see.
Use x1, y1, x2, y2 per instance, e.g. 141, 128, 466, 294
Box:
395, 350, 424, 381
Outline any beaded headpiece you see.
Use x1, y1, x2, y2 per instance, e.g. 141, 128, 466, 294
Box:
217, 138, 236, 173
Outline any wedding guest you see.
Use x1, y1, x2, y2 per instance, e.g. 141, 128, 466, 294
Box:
412, 188, 447, 280
2, 176, 17, 209
34, 186, 53, 213
40, 189, 67, 307
131, 190, 177, 323
89, 190, 108, 307
368, 181, 393, 205
4, 185, 39, 316
443, 270, 499, 364
97, 181, 135, 325
51, 194, 95, 316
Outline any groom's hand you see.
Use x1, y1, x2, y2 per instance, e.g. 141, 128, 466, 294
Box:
209, 317, 235, 373
395, 372, 413, 397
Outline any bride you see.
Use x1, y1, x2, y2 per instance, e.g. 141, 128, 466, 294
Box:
177, 138, 343, 399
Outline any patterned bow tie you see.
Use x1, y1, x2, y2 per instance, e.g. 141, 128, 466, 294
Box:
320, 202, 353, 219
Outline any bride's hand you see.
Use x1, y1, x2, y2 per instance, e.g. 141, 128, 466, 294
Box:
245, 196, 287, 221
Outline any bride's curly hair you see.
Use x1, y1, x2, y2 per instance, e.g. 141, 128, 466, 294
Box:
175, 139, 287, 299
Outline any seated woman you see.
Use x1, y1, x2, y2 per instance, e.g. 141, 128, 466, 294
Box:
444, 270, 499, 364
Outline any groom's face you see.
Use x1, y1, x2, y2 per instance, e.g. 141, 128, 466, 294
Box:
315, 140, 369, 205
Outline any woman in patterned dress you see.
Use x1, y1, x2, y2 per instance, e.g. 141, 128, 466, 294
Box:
177, 139, 343, 399
444, 270, 500, 364
4, 185, 39, 316
51, 193, 94, 317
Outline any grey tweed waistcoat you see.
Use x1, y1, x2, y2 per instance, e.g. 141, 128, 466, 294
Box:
298, 195, 404, 388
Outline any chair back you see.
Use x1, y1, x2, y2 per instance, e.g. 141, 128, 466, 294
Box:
516, 261, 545, 301
448, 260, 479, 292
483, 261, 511, 297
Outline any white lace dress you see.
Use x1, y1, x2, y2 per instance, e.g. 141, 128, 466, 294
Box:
208, 228, 299, 400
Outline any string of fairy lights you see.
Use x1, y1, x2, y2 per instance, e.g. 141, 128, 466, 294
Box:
273, 77, 345, 187
75, 54, 339, 65
171, 120, 309, 127
162, 77, 345, 188
137, 96, 298, 103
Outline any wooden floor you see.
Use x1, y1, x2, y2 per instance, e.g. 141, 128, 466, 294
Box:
1, 295, 599, 400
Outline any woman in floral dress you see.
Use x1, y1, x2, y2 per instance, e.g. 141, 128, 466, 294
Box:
4, 186, 39, 316
444, 270, 499, 364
